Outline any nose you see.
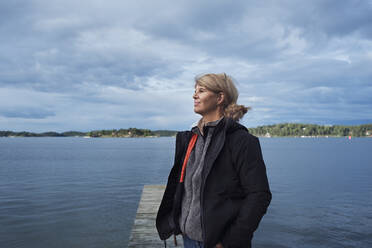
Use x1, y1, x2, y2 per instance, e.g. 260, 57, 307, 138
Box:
193, 92, 198, 99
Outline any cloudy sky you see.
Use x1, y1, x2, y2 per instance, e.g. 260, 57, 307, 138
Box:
1, 0, 371, 132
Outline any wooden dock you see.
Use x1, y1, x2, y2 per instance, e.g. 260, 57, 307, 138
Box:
128, 185, 183, 247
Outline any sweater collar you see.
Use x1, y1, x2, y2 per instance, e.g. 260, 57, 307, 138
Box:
191, 116, 225, 137
191, 116, 224, 131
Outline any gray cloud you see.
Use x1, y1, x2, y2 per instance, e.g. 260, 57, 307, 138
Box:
285, 0, 372, 39
0, 107, 55, 119
0, 0, 371, 131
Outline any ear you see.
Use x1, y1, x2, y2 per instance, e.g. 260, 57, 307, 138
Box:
217, 92, 225, 106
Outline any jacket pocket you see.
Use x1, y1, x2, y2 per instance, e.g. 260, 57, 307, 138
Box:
218, 188, 246, 199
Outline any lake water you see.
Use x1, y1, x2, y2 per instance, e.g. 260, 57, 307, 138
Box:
0, 137, 371, 248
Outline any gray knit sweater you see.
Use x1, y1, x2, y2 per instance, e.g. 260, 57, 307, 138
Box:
179, 117, 224, 241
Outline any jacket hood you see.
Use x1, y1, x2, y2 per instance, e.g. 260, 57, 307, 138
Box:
226, 117, 249, 134
213, 116, 248, 135
187, 116, 248, 137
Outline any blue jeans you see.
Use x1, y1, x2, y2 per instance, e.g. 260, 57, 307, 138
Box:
182, 235, 204, 248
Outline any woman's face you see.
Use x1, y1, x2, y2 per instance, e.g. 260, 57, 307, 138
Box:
193, 84, 220, 115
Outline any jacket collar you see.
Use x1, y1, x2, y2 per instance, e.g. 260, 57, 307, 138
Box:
189, 116, 248, 136
191, 116, 224, 128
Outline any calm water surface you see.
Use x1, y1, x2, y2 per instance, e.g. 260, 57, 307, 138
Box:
0, 137, 371, 248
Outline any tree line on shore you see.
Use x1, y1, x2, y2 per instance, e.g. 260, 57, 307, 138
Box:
1, 123, 372, 137
0, 128, 168, 137
86, 128, 178, 137
247, 123, 372, 137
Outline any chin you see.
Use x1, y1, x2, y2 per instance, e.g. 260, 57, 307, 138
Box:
194, 108, 203, 115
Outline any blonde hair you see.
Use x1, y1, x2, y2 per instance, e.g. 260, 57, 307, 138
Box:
195, 73, 250, 121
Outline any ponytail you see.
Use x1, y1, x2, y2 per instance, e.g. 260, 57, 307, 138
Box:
223, 103, 251, 121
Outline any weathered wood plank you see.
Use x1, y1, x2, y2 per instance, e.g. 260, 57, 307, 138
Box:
128, 185, 183, 247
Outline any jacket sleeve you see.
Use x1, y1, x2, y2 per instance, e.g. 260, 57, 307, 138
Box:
156, 132, 184, 240
221, 134, 272, 248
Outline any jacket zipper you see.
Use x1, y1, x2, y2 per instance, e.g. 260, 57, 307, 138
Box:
200, 124, 225, 245
200, 127, 212, 244
200, 127, 208, 243
200, 175, 206, 243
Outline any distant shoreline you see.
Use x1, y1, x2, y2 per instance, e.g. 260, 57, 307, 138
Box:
0, 128, 177, 138
2, 135, 371, 138
1, 123, 372, 138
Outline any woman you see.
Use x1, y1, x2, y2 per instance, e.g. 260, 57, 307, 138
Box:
156, 73, 271, 248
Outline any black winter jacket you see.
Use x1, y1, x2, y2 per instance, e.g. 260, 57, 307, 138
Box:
156, 117, 272, 248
